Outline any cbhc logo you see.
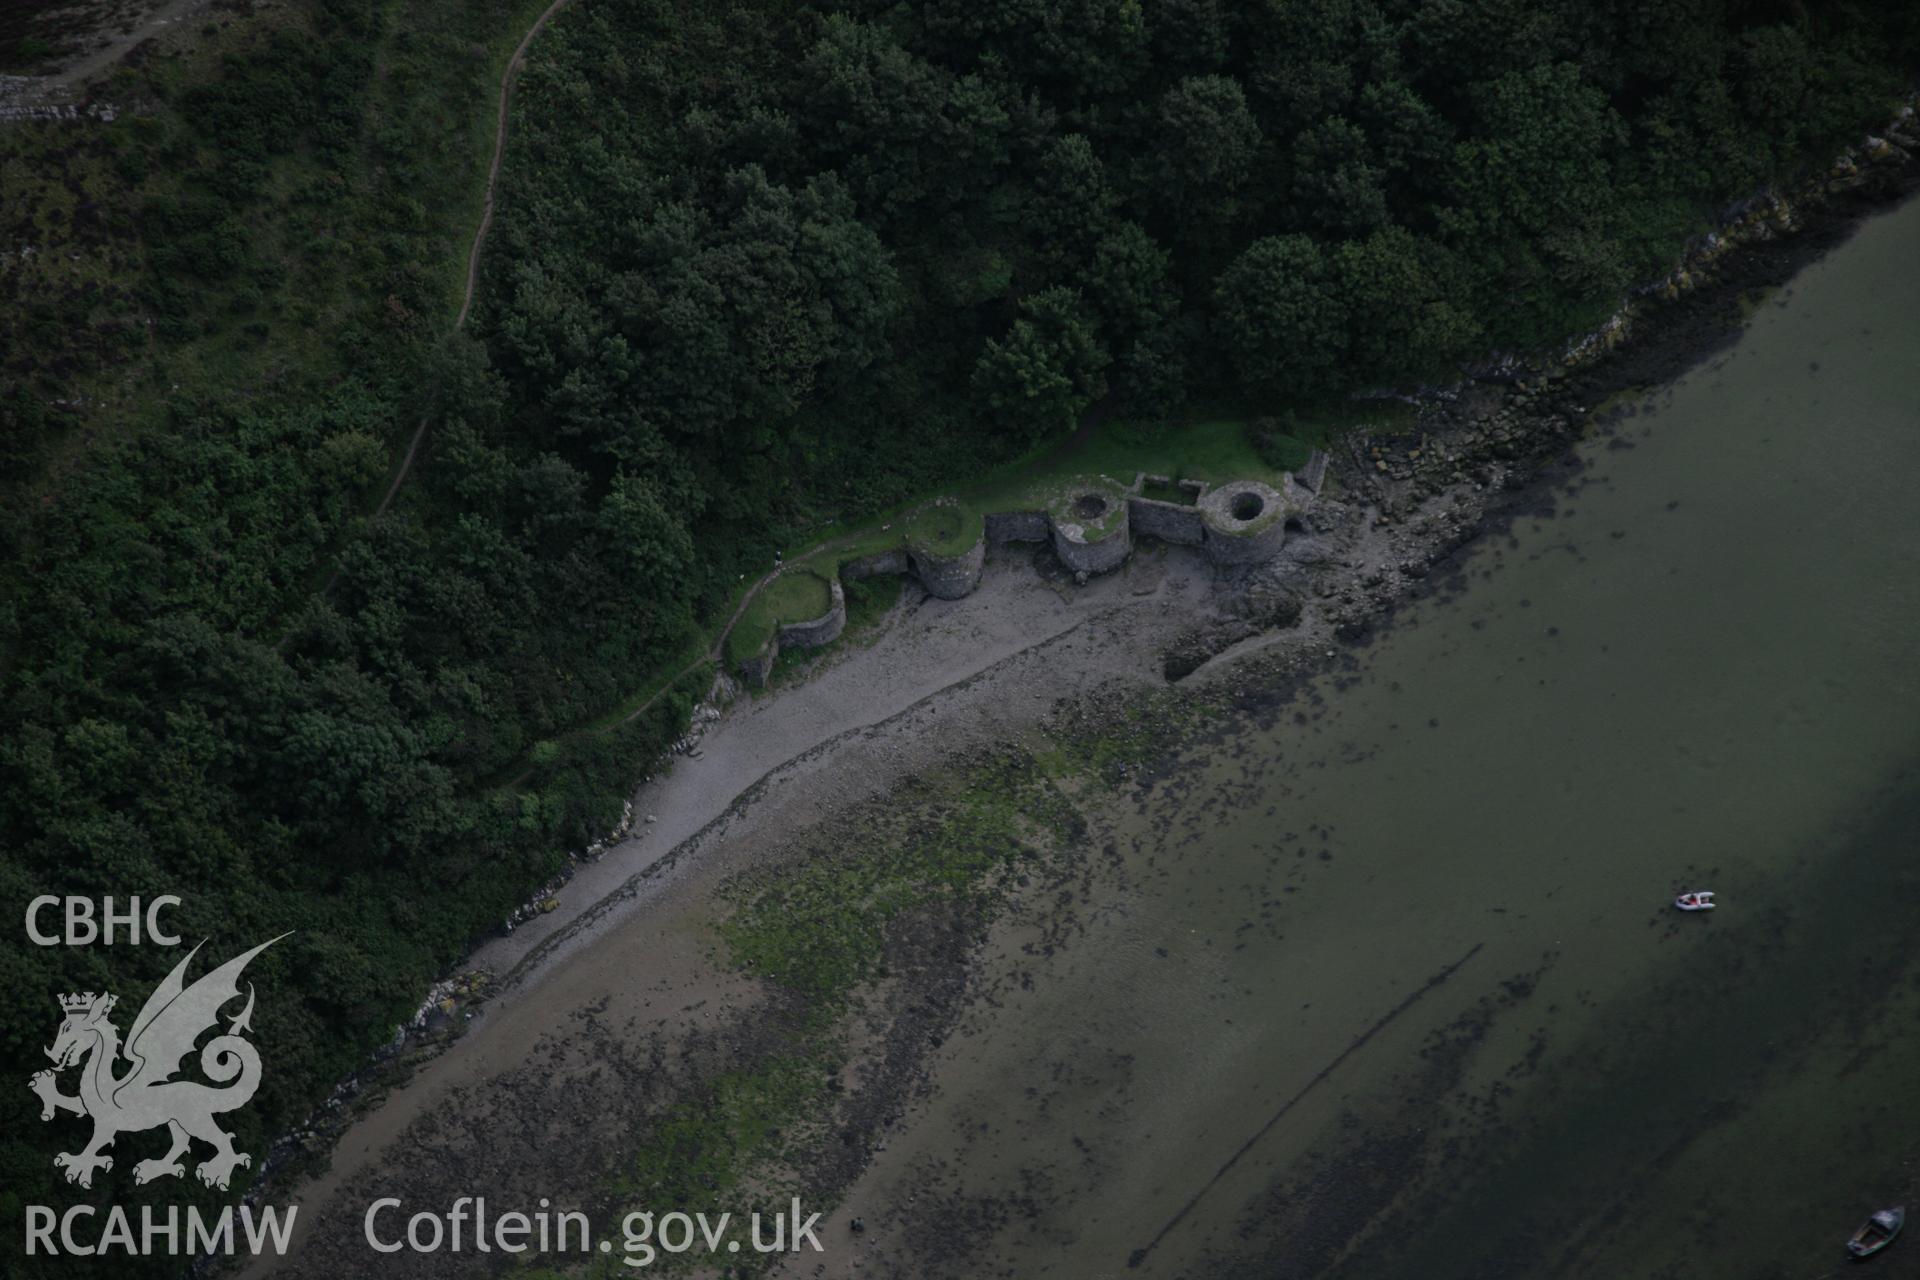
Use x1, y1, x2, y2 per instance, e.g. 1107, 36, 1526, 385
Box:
25, 896, 182, 946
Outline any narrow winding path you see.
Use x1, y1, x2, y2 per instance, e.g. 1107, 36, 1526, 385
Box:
370, 0, 1090, 762
337, 0, 896, 719
371, 0, 577, 520
457, 0, 575, 332
620, 533, 867, 723
501, 529, 879, 786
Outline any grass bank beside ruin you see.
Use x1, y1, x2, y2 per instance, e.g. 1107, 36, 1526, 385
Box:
760, 406, 1370, 578
492, 403, 1379, 776
725, 569, 835, 667
762, 574, 903, 688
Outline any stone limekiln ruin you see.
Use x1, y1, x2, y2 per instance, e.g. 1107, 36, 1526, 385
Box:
735, 464, 1322, 686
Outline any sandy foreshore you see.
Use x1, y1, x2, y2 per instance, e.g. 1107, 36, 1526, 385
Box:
243, 545, 1224, 1273
234, 144, 1920, 1278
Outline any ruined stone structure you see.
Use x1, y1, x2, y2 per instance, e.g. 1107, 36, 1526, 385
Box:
777, 578, 846, 649
736, 643, 777, 688
984, 510, 1049, 545
1127, 479, 1207, 546
841, 548, 910, 580
737, 576, 846, 687
1049, 486, 1132, 576
1295, 448, 1330, 495
909, 537, 985, 599
1197, 479, 1291, 565
735, 470, 1315, 685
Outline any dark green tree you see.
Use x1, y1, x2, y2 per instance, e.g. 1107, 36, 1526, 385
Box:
1332, 227, 1481, 381
970, 287, 1111, 439
1448, 62, 1622, 236
1085, 221, 1176, 340
1289, 115, 1389, 233
1025, 134, 1119, 267
1147, 74, 1262, 213
1212, 233, 1347, 397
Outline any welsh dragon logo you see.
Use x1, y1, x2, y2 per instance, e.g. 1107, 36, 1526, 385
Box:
30, 935, 286, 1191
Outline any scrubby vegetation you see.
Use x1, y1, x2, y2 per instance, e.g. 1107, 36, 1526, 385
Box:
1, 0, 1915, 1266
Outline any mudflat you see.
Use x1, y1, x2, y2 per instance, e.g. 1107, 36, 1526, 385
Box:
258, 191, 1920, 1279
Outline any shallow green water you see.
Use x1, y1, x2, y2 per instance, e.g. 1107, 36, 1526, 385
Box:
866, 197, 1920, 1279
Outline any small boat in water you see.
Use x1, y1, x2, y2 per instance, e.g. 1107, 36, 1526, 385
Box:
1848, 1205, 1904, 1258
1674, 890, 1716, 911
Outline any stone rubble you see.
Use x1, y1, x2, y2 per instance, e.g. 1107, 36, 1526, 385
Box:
1174, 95, 1920, 682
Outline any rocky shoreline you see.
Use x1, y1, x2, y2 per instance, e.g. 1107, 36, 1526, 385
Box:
1164, 104, 1920, 687
225, 103, 1920, 1266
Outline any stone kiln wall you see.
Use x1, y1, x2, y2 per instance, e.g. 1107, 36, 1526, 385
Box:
1203, 519, 1287, 565
777, 578, 846, 649
738, 642, 777, 687
985, 510, 1050, 544
1296, 449, 1330, 494
841, 548, 909, 580
735, 473, 1303, 685
738, 580, 848, 688
1126, 496, 1206, 546
1051, 516, 1132, 575
910, 535, 986, 599
1199, 480, 1291, 566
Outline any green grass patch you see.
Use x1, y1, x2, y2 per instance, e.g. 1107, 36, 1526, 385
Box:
520, 1046, 841, 1276
763, 572, 902, 688
718, 752, 1082, 1010
1138, 476, 1199, 505
902, 498, 976, 557
842, 573, 901, 636
1044, 682, 1232, 789
547, 752, 1089, 1275
612, 1049, 833, 1209
725, 568, 833, 667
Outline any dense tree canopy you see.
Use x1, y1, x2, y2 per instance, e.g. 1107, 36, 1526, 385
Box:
1, 0, 1914, 1265
1214, 233, 1349, 396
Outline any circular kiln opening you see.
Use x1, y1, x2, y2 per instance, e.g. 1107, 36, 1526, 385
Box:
1072, 492, 1109, 521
